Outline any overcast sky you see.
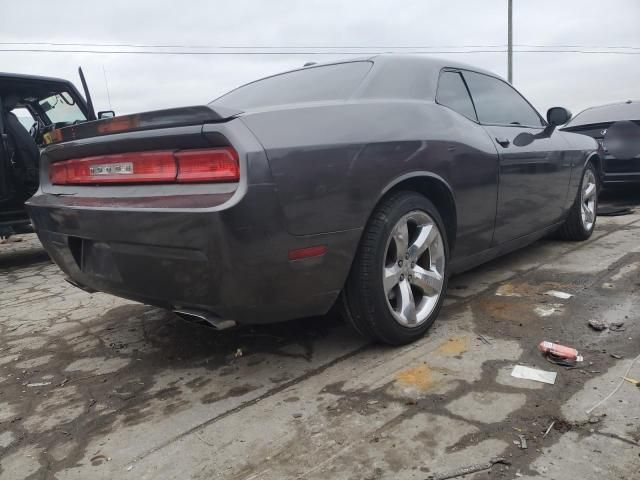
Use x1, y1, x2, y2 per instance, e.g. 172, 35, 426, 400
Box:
2, 0, 639, 116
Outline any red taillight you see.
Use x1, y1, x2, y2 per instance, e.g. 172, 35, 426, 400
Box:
176, 148, 239, 183
49, 148, 239, 185
51, 151, 176, 185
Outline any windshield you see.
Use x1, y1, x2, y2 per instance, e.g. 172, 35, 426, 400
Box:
211, 61, 373, 110
39, 92, 86, 124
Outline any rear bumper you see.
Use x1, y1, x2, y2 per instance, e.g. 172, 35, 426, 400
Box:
26, 185, 361, 324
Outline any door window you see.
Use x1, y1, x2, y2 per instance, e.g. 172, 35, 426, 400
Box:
463, 71, 543, 127
436, 71, 477, 121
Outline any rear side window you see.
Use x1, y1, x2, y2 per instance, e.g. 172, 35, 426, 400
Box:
212, 61, 372, 110
462, 71, 543, 127
436, 71, 477, 121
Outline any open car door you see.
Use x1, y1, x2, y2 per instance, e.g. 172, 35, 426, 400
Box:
0, 70, 97, 236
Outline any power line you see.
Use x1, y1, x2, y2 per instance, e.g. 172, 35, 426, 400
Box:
2, 48, 640, 55
3, 41, 508, 49
1, 41, 640, 50
518, 44, 640, 50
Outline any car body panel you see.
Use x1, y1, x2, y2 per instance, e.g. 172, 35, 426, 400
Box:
483, 124, 575, 243
241, 100, 500, 257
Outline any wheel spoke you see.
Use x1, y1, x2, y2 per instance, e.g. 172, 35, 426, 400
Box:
582, 203, 594, 223
408, 223, 436, 260
393, 222, 409, 259
383, 265, 402, 295
429, 237, 445, 266
411, 265, 443, 297
398, 279, 417, 325
583, 182, 596, 200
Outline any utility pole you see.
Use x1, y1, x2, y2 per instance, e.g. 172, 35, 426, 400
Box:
508, 0, 513, 83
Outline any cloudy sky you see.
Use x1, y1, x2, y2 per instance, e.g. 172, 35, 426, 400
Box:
2, 0, 639, 116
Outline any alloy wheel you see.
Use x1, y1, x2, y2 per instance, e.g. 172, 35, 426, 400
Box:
383, 210, 445, 327
581, 168, 597, 231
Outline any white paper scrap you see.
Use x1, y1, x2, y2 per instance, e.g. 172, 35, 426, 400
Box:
511, 365, 557, 385
26, 382, 51, 387
534, 304, 563, 317
544, 290, 574, 300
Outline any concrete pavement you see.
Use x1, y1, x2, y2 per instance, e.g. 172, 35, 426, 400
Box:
0, 195, 639, 479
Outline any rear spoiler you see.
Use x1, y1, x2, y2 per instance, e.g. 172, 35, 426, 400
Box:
46, 105, 242, 145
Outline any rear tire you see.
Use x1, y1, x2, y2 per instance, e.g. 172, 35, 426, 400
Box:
341, 191, 449, 345
558, 162, 598, 241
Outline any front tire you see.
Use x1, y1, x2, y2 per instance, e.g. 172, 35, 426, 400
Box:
341, 192, 449, 345
558, 162, 598, 241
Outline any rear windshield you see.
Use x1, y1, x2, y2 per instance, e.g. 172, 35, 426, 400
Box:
211, 61, 372, 110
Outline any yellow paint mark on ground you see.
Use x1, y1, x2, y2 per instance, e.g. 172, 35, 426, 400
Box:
395, 364, 434, 391
495, 283, 524, 297
434, 336, 469, 356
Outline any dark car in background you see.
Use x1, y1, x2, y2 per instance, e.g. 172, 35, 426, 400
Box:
0, 72, 93, 237
562, 100, 640, 185
27, 55, 599, 345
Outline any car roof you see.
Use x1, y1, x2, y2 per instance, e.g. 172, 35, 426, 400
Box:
0, 71, 74, 84
565, 100, 640, 127
299, 53, 501, 79
362, 54, 509, 102
210, 54, 511, 109
243, 54, 504, 85
371, 53, 499, 76
0, 72, 78, 99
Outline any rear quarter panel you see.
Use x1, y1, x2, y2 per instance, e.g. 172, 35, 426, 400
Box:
241, 100, 500, 259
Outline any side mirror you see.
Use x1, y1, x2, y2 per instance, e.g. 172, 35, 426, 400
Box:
98, 110, 115, 119
546, 107, 571, 126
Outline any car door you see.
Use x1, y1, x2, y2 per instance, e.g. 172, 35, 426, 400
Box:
434, 69, 499, 257
461, 70, 573, 244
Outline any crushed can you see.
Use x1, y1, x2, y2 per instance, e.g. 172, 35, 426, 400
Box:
538, 341, 583, 362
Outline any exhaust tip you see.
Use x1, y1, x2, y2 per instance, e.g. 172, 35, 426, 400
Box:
172, 308, 236, 331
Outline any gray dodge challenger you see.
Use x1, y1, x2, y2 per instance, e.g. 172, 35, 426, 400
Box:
27, 55, 600, 345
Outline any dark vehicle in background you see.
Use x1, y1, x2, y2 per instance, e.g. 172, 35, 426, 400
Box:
562, 100, 640, 185
0, 71, 111, 237
27, 55, 599, 345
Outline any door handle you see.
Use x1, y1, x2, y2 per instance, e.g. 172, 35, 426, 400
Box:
495, 137, 510, 147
